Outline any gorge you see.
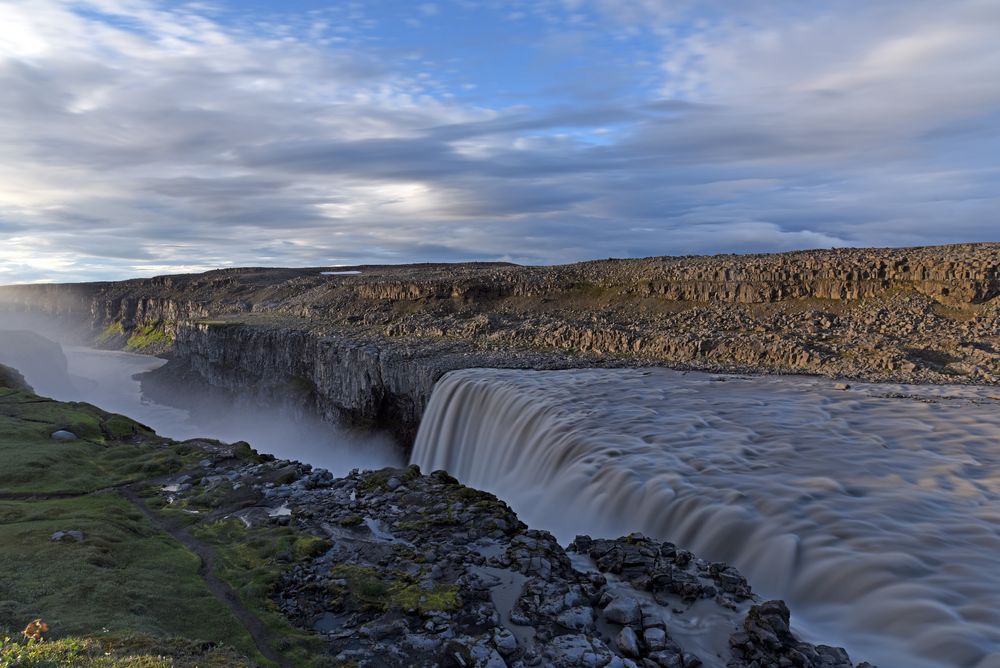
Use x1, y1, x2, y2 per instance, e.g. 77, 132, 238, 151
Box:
2, 243, 999, 667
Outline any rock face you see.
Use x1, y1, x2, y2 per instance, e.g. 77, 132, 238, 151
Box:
1, 244, 998, 441
0, 330, 73, 397
161, 454, 871, 667
0, 363, 32, 393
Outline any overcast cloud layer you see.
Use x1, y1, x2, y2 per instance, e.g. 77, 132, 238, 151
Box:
1, 0, 999, 282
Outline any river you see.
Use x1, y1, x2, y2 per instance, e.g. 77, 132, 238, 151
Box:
52, 346, 402, 476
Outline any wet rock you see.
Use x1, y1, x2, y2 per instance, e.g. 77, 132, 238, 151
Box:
543, 634, 615, 668
728, 600, 858, 668
616, 626, 641, 658
50, 530, 84, 542
604, 596, 642, 626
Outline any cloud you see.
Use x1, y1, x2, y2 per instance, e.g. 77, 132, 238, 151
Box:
0, 0, 998, 283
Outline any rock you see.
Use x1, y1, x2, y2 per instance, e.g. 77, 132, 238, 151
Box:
543, 634, 615, 668
557, 606, 595, 631
50, 530, 84, 542
643, 627, 667, 652
50, 430, 78, 441
729, 600, 857, 668
647, 650, 683, 668
0, 364, 32, 392
616, 626, 641, 658
604, 596, 642, 626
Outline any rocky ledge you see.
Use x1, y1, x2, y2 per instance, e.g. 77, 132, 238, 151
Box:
160, 448, 872, 667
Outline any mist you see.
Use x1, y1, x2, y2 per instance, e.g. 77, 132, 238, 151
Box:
0, 317, 403, 475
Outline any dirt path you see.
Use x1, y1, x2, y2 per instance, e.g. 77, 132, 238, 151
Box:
119, 486, 292, 668
0, 483, 293, 666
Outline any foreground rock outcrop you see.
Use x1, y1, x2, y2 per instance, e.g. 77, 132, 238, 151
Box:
160, 453, 872, 667
1, 244, 997, 441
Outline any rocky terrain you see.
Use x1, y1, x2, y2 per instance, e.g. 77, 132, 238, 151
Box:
147, 440, 874, 667
1, 243, 997, 442
0, 362, 871, 667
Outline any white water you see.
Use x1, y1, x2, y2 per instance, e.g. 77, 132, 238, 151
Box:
412, 368, 1000, 668
45, 346, 402, 475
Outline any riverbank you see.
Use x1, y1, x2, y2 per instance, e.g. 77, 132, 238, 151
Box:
0, 366, 870, 667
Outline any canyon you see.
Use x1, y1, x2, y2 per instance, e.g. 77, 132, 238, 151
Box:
1, 243, 997, 443
2, 243, 999, 667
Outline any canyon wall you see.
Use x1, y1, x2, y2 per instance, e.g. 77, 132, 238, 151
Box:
1, 244, 997, 443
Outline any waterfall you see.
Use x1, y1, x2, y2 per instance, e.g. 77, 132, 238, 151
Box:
412, 367, 1000, 668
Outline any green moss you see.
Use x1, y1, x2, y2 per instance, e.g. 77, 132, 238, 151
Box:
0, 391, 200, 496
102, 415, 151, 441
293, 536, 331, 560
190, 520, 329, 666
390, 582, 460, 613
96, 322, 125, 346
125, 324, 173, 353
329, 564, 461, 615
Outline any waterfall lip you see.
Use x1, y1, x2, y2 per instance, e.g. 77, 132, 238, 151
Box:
412, 365, 1000, 668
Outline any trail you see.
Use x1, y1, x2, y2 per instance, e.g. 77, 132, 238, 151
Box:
119, 486, 292, 668
0, 483, 291, 668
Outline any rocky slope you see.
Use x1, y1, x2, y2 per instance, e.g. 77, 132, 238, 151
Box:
1, 244, 997, 442
0, 366, 871, 667
159, 447, 874, 667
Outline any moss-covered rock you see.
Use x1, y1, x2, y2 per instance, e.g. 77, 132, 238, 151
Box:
0, 364, 31, 392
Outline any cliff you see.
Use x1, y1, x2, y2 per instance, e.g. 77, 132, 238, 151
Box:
1, 244, 998, 442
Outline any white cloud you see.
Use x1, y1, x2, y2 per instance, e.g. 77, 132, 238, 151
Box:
0, 0, 998, 283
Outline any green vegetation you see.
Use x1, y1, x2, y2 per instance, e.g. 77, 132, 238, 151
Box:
0, 372, 351, 666
328, 564, 459, 615
0, 633, 253, 667
95, 323, 125, 346
0, 390, 194, 495
0, 381, 264, 665
125, 324, 173, 353
0, 495, 256, 659
189, 519, 330, 665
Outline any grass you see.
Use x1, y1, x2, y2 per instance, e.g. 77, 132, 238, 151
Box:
0, 390, 198, 495
0, 634, 253, 667
95, 323, 125, 346
188, 519, 331, 666
125, 325, 173, 353
0, 379, 263, 666
0, 376, 353, 666
0, 495, 257, 660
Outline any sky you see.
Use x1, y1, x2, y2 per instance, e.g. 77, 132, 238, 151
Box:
1, 0, 999, 283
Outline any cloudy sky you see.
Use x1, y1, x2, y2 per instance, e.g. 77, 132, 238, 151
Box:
1, 0, 999, 282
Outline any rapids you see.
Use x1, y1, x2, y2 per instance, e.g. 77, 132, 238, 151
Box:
412, 368, 1000, 668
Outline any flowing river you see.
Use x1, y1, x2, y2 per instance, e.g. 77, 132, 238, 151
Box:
50, 346, 402, 476
413, 368, 1000, 668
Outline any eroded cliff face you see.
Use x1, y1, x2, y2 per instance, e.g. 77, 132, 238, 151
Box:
1, 244, 998, 442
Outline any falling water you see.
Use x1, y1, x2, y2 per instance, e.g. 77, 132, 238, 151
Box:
412, 368, 1000, 668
